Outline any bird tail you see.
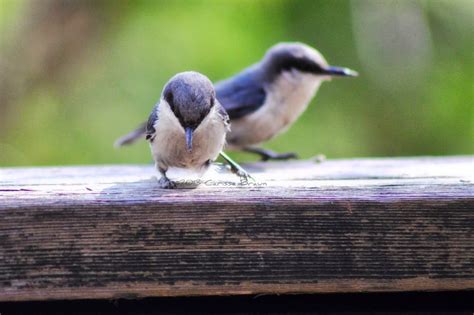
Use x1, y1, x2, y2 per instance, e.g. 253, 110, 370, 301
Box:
114, 122, 147, 148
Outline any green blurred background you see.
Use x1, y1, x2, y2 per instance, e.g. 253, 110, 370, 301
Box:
0, 0, 472, 166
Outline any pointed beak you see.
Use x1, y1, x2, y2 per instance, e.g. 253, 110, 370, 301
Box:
185, 127, 193, 152
322, 66, 358, 77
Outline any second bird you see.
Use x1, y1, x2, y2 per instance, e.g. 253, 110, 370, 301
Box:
116, 42, 357, 160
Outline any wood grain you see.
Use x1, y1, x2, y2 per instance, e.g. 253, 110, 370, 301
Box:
0, 156, 473, 301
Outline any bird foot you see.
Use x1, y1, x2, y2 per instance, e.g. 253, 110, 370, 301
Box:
158, 177, 177, 189
228, 164, 255, 184
243, 147, 298, 161
218, 151, 255, 183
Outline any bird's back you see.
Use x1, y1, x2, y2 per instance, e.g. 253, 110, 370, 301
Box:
215, 64, 267, 120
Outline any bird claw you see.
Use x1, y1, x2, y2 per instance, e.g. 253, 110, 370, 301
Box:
235, 167, 255, 184
243, 147, 298, 161
218, 151, 255, 184
221, 163, 254, 183
158, 177, 177, 189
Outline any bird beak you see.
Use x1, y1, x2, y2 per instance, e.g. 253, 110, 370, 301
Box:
322, 66, 358, 77
185, 127, 193, 152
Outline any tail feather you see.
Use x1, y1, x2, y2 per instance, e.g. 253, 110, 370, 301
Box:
114, 122, 147, 147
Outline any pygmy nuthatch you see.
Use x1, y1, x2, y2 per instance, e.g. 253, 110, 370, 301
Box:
116, 42, 358, 161
144, 71, 249, 188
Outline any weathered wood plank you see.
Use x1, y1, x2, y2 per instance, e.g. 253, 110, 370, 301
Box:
0, 156, 473, 301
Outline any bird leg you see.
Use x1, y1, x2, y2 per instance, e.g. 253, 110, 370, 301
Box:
219, 151, 254, 183
158, 167, 177, 189
243, 147, 298, 161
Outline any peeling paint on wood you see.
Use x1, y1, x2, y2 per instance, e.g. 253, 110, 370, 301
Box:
0, 156, 473, 301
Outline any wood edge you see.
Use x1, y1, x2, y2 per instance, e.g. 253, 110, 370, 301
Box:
2, 278, 473, 302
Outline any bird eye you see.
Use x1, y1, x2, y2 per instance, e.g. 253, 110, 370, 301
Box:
210, 97, 215, 107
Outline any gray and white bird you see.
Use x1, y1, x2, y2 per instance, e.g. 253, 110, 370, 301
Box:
143, 71, 243, 188
115, 42, 357, 160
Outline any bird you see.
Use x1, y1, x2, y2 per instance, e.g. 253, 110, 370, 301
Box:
141, 71, 248, 189
115, 42, 357, 161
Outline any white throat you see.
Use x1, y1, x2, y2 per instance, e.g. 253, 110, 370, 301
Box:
150, 100, 227, 172
267, 70, 324, 126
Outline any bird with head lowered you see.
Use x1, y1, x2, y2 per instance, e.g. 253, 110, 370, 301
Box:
144, 71, 250, 188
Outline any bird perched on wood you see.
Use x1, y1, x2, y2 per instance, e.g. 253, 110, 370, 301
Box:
142, 71, 249, 189
115, 42, 357, 161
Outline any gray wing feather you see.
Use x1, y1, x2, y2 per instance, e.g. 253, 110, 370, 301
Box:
216, 102, 230, 126
145, 104, 159, 141
215, 66, 266, 120
114, 122, 146, 147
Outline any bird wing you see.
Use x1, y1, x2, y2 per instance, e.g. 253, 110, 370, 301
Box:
145, 104, 159, 141
114, 122, 146, 147
216, 102, 230, 127
215, 67, 266, 120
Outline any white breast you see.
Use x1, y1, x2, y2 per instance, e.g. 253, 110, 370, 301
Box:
227, 71, 323, 149
150, 101, 227, 172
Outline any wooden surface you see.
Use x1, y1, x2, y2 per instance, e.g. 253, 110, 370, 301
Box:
0, 156, 473, 301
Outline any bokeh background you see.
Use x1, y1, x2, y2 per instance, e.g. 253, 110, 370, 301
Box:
0, 0, 472, 166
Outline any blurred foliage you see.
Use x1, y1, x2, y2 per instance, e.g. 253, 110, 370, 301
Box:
0, 0, 472, 166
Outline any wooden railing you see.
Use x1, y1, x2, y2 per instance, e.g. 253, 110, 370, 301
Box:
0, 156, 473, 301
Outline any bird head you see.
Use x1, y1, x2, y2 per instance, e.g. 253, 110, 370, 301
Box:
162, 71, 217, 152
261, 42, 358, 82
